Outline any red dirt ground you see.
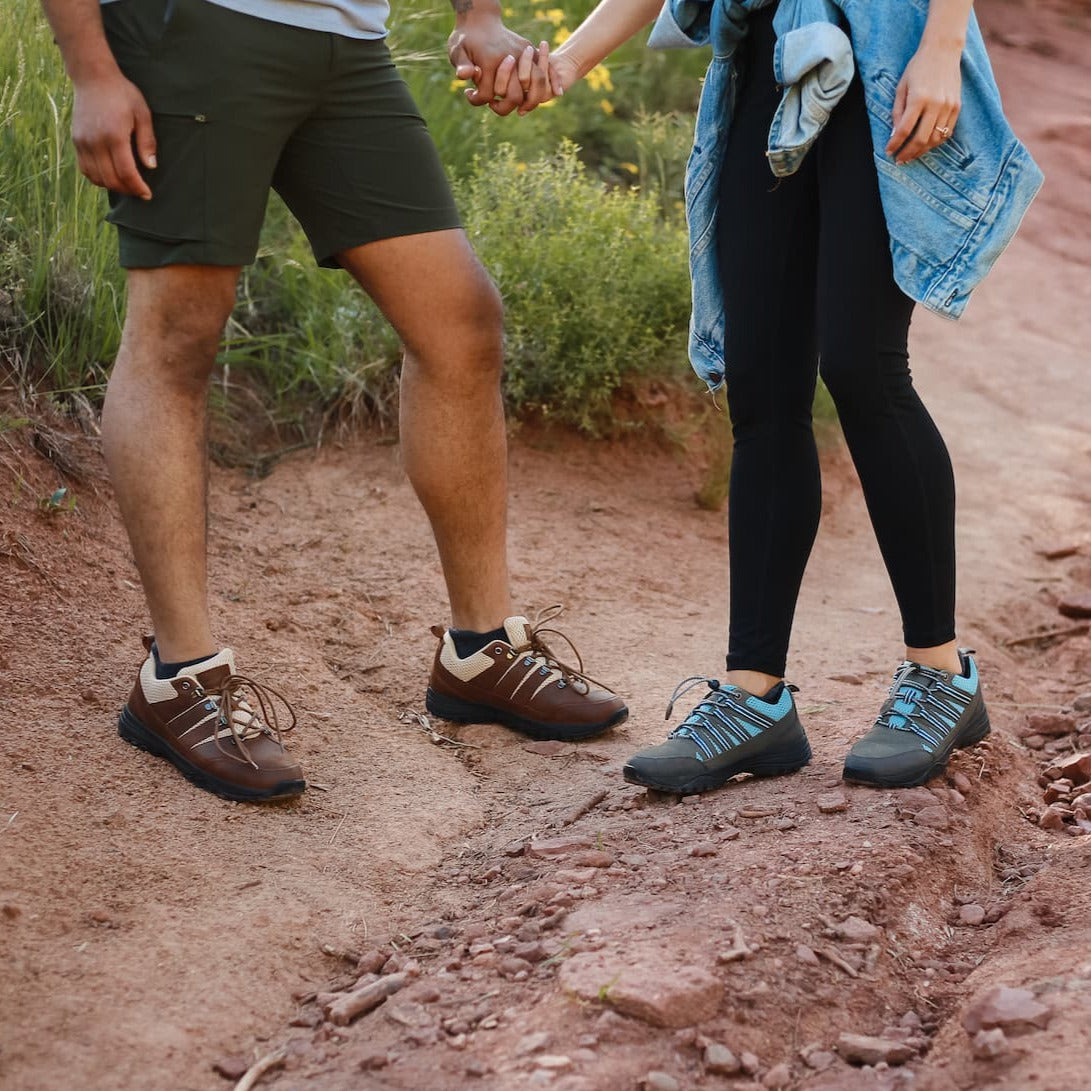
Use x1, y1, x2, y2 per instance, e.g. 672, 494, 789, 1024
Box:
1, 2, 1089, 1089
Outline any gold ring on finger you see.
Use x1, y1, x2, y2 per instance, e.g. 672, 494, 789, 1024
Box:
934, 125, 951, 137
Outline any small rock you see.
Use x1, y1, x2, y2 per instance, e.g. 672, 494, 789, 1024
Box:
689, 842, 718, 857
817, 792, 849, 814
212, 1056, 250, 1081
643, 1073, 680, 1091
522, 740, 572, 757
912, 806, 950, 830
1037, 544, 1080, 560
570, 850, 613, 868
830, 673, 864, 685
464, 1059, 490, 1078
527, 836, 591, 859
958, 904, 986, 926
800, 1047, 836, 1071
1023, 734, 1047, 750
961, 986, 1052, 1036
356, 948, 389, 975
774, 816, 797, 831
949, 771, 973, 795
1055, 751, 1091, 784
762, 1063, 792, 1089
1024, 712, 1077, 737
535, 1055, 573, 1070
795, 944, 820, 965
1073, 692, 1091, 713
971, 1028, 1009, 1060
1039, 806, 1068, 831
704, 1042, 741, 1075
740, 1051, 762, 1076
738, 807, 777, 819
1058, 592, 1091, 619
836, 916, 881, 944
1, 904, 21, 920
559, 951, 721, 1028
515, 1031, 553, 1056
358, 1052, 391, 1070
836, 1032, 915, 1066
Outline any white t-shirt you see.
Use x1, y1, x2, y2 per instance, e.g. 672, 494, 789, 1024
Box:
100, 0, 390, 40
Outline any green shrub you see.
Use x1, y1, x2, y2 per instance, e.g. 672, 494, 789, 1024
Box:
457, 142, 691, 431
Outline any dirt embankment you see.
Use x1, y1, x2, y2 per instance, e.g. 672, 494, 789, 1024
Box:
2, 1, 1090, 1089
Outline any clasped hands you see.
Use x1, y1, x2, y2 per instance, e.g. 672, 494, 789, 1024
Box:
447, 16, 575, 118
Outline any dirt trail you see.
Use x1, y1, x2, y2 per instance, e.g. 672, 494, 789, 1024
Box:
2, 2, 1090, 1089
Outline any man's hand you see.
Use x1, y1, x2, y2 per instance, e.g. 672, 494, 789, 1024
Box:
448, 3, 535, 117
71, 72, 157, 198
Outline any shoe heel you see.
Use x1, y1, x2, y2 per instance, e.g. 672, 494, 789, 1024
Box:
956, 703, 991, 750
118, 706, 169, 757
749, 732, 813, 777
426, 687, 485, 724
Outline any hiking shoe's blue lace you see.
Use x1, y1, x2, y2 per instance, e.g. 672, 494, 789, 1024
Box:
664, 676, 789, 760
876, 661, 976, 754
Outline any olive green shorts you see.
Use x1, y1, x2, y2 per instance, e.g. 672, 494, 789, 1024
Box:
101, 0, 461, 268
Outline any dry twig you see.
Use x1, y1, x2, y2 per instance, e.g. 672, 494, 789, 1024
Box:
232, 1049, 286, 1091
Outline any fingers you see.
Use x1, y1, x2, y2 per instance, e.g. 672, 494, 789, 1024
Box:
133, 100, 157, 172
519, 42, 555, 115
885, 78, 916, 160
488, 53, 525, 117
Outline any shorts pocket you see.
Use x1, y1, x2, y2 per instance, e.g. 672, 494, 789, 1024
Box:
106, 112, 208, 243
102, 0, 177, 60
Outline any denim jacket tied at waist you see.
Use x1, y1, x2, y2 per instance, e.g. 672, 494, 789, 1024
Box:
649, 0, 1044, 391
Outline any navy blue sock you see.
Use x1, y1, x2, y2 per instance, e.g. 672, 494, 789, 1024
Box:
450, 626, 508, 658
153, 644, 215, 680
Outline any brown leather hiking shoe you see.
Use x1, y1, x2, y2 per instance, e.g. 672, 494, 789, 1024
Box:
425, 611, 628, 741
118, 637, 306, 802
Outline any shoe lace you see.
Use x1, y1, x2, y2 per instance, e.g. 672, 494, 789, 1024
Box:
512, 604, 613, 694
876, 662, 948, 737
198, 674, 297, 769
664, 676, 742, 746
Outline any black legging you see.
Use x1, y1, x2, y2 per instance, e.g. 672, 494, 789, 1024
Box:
717, 7, 956, 677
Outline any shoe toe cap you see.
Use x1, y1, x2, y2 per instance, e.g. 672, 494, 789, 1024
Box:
624, 738, 705, 784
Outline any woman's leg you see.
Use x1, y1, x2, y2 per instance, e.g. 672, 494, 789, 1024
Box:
813, 74, 959, 670
718, 10, 823, 687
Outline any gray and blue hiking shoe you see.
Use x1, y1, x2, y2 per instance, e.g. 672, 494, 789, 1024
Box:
843, 650, 990, 788
623, 677, 812, 795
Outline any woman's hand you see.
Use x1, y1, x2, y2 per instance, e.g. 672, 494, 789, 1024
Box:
886, 43, 963, 165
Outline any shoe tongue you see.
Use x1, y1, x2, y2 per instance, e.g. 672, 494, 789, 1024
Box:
503, 616, 532, 647
179, 648, 236, 688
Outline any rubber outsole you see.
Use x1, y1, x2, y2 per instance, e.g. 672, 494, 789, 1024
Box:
842, 704, 991, 789
425, 687, 628, 742
118, 706, 306, 803
622, 735, 813, 796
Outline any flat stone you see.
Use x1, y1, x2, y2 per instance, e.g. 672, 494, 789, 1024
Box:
643, 1074, 679, 1091
795, 944, 820, 965
949, 771, 973, 795
1073, 692, 1091, 713
559, 950, 721, 1028
836, 1032, 915, 1066
1024, 712, 1077, 738
535, 1055, 573, 1070
212, 1056, 250, 1080
1054, 752, 1091, 785
912, 806, 950, 830
961, 986, 1052, 1036
1058, 592, 1091, 619
1040, 806, 1068, 830
817, 792, 849, 814
836, 915, 881, 943
527, 836, 592, 859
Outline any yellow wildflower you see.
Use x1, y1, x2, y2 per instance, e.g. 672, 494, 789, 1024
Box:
600, 98, 614, 115
450, 78, 468, 93
586, 63, 613, 93
553, 27, 571, 46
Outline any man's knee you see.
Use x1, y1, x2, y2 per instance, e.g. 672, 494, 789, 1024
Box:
121, 267, 239, 382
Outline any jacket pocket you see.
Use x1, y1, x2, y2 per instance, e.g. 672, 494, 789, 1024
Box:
105, 112, 208, 242
864, 69, 986, 213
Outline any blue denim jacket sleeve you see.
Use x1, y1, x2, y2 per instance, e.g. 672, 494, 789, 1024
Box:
650, 0, 1044, 394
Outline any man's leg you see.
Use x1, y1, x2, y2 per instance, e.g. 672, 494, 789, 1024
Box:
336, 230, 511, 633
101, 264, 240, 663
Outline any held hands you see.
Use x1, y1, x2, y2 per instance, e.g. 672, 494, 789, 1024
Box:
449, 12, 578, 117
886, 41, 963, 165
71, 72, 157, 199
